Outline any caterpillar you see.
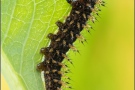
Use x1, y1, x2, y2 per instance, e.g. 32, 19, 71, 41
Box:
37, 0, 105, 90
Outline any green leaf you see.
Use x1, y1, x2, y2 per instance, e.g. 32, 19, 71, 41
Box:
1, 0, 71, 90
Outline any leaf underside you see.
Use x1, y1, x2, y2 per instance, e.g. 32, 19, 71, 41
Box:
1, 0, 71, 90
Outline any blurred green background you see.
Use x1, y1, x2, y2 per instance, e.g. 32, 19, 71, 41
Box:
1, 0, 134, 90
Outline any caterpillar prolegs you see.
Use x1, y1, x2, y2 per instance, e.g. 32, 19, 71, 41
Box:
37, 0, 105, 90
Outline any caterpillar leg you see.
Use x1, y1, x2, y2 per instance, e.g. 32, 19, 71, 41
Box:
66, 0, 76, 4
66, 0, 72, 4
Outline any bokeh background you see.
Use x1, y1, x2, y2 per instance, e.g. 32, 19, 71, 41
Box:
1, 0, 134, 90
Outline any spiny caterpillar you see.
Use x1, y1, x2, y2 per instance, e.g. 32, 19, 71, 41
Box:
37, 0, 105, 90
